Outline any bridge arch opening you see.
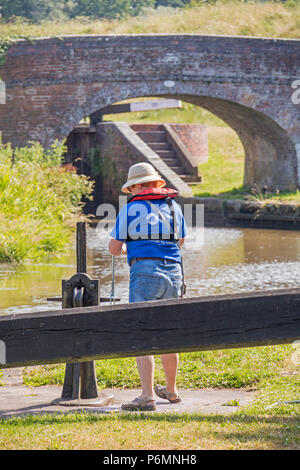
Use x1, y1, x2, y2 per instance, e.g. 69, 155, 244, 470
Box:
63, 86, 298, 209
97, 97, 244, 195
65, 96, 245, 208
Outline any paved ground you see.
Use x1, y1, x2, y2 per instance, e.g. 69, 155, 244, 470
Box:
0, 369, 255, 419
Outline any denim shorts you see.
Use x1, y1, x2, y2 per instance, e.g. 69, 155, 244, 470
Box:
129, 258, 183, 303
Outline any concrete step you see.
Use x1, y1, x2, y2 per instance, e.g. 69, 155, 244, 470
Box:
179, 174, 202, 183
187, 180, 202, 185
131, 124, 164, 132
159, 158, 178, 165
148, 142, 171, 151
155, 150, 176, 159
169, 166, 186, 173
137, 131, 167, 143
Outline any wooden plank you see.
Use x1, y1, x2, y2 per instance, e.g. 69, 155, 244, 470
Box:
129, 99, 181, 112
76, 222, 87, 274
100, 103, 131, 115
1, 288, 300, 369
101, 100, 181, 115
0, 79, 6, 105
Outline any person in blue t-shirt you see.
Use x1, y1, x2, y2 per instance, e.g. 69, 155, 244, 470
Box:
108, 162, 186, 412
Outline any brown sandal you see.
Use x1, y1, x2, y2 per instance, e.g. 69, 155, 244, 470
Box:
154, 385, 182, 403
121, 396, 157, 411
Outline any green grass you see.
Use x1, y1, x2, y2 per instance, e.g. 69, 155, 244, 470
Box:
23, 345, 291, 390
192, 127, 245, 197
0, 408, 299, 450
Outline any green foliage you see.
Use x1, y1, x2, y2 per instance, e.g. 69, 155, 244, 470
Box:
0, 0, 72, 22
0, 0, 293, 24
0, 140, 94, 263
70, 0, 156, 19
156, 0, 190, 7
0, 0, 159, 22
0, 37, 13, 66
0, 0, 247, 22
0, 35, 28, 68
222, 399, 240, 406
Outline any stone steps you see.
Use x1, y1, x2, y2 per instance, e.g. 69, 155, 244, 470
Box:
132, 125, 202, 186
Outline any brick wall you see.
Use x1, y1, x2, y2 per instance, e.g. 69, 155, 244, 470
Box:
168, 124, 208, 164
95, 123, 140, 205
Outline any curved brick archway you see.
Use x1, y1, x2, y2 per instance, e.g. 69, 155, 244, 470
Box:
0, 35, 299, 190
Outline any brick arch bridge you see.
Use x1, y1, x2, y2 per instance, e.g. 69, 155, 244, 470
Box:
0, 35, 299, 191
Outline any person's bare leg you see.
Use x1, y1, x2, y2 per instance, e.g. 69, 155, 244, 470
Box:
161, 353, 179, 394
136, 356, 155, 399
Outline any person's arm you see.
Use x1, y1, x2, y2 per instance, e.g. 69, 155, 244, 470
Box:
108, 238, 126, 256
179, 238, 185, 247
108, 205, 128, 256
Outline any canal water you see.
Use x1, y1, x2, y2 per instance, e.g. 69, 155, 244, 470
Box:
1, 226, 300, 316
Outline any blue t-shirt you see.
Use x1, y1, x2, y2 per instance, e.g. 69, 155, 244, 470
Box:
109, 198, 186, 265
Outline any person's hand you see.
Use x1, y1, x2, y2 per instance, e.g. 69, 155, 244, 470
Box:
108, 238, 123, 256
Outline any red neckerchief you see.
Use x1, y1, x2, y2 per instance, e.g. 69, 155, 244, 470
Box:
128, 187, 178, 203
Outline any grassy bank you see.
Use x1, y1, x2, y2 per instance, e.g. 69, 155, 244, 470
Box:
0, 344, 299, 450
22, 345, 291, 389
0, 2, 299, 39
193, 129, 300, 203
0, 141, 93, 263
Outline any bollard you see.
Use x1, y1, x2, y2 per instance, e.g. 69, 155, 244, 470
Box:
52, 222, 114, 407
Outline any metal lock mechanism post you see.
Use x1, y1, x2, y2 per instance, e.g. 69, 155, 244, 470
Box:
52, 222, 114, 407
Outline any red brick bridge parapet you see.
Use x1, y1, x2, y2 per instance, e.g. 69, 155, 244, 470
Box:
0, 34, 299, 191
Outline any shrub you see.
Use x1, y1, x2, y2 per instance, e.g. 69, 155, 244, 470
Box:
0, 140, 94, 262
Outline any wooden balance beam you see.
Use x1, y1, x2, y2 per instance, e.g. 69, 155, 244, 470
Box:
1, 288, 300, 369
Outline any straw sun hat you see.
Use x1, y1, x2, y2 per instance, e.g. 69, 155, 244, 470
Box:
121, 162, 166, 193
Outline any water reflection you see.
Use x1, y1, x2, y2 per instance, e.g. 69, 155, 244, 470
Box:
1, 226, 300, 315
